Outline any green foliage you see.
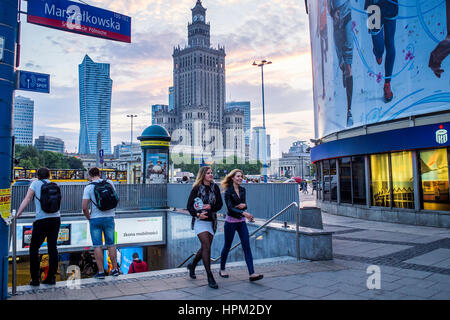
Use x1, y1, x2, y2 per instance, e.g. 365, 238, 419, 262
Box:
169, 154, 263, 178
14, 145, 84, 169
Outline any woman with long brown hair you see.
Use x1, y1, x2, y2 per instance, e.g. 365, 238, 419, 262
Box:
186, 166, 223, 288
219, 169, 263, 281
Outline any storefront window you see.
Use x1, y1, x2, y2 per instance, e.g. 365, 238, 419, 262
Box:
391, 151, 414, 209
352, 156, 367, 205
323, 160, 330, 201
317, 161, 322, 200
339, 157, 352, 203
330, 159, 337, 202
420, 149, 450, 211
371, 154, 391, 207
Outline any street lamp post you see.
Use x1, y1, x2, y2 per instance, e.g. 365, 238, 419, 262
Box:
127, 114, 138, 183
253, 60, 272, 183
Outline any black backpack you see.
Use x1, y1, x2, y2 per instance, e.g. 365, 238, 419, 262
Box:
91, 180, 119, 211
36, 181, 62, 214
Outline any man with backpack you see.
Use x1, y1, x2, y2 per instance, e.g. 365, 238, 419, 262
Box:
16, 168, 62, 286
82, 167, 120, 279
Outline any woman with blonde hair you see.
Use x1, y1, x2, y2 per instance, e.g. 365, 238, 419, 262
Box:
186, 166, 223, 288
219, 169, 263, 281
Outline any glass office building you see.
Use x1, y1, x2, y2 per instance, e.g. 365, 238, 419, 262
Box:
13, 96, 34, 146
78, 55, 113, 155
306, 1, 450, 227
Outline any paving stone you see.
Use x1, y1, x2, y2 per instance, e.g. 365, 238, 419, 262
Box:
263, 277, 305, 291
250, 288, 298, 300
91, 285, 125, 299
289, 285, 337, 299
222, 281, 272, 294
393, 277, 436, 288
430, 291, 450, 300
427, 282, 450, 293
394, 269, 433, 280
103, 294, 148, 300
210, 292, 260, 300
144, 289, 193, 300
394, 285, 441, 298
321, 291, 367, 300
423, 273, 450, 284
63, 288, 97, 300
179, 285, 232, 298
328, 283, 367, 295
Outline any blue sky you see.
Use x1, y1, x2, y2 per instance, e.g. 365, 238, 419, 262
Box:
17, 0, 314, 155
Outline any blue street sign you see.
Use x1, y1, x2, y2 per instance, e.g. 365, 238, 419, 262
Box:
27, 0, 131, 43
99, 149, 104, 158
16, 70, 50, 94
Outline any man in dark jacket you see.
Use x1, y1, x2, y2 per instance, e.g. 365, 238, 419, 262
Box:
128, 253, 148, 274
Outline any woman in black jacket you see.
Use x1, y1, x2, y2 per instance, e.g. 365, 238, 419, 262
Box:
186, 166, 223, 288
219, 169, 263, 282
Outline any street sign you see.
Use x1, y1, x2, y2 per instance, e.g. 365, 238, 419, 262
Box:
99, 149, 104, 164
16, 70, 50, 94
27, 0, 131, 43
0, 37, 4, 61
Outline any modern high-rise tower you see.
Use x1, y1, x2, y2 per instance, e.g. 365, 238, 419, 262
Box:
13, 96, 34, 146
78, 55, 113, 155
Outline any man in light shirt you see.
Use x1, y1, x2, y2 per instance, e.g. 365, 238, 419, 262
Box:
82, 167, 119, 279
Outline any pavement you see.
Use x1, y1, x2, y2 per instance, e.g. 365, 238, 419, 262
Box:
7, 192, 450, 300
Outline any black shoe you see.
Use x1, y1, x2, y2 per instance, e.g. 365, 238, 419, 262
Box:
207, 273, 218, 289
187, 263, 196, 279
219, 270, 229, 278
249, 274, 264, 282
42, 276, 56, 285
29, 279, 40, 287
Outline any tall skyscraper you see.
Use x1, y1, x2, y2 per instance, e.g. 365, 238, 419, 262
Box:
226, 101, 251, 159
78, 54, 113, 155
251, 127, 271, 161
151, 104, 168, 124
154, 1, 244, 160
13, 96, 34, 146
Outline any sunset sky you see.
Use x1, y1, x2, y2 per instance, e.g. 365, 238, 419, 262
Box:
18, 0, 314, 156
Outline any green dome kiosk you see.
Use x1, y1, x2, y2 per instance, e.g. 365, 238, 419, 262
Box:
138, 125, 171, 184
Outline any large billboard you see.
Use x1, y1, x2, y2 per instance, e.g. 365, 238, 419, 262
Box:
308, 0, 450, 139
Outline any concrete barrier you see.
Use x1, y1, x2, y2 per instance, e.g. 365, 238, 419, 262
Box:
298, 227, 333, 261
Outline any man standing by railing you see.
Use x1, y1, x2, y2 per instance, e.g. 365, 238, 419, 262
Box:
82, 167, 120, 279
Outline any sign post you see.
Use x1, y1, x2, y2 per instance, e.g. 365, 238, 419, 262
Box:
16, 70, 50, 94
27, 0, 131, 43
0, 0, 19, 301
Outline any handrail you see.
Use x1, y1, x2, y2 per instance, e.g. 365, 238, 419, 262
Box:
211, 202, 299, 262
177, 201, 299, 268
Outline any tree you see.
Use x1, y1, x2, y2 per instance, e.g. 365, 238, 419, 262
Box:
14, 144, 85, 169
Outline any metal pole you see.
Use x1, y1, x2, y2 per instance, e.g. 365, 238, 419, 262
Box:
12, 210, 16, 296
130, 116, 133, 184
296, 206, 300, 260
0, 0, 19, 301
261, 65, 267, 183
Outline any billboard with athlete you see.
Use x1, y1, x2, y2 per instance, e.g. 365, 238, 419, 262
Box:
308, 0, 450, 138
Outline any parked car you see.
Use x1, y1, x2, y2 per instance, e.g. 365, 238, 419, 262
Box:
283, 179, 297, 183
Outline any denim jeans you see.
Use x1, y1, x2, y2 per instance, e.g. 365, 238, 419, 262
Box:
220, 221, 254, 275
371, 18, 396, 82
89, 217, 115, 247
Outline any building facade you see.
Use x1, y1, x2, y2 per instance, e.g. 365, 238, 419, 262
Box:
34, 135, 65, 153
78, 54, 113, 155
278, 141, 311, 179
251, 127, 270, 162
226, 101, 251, 160
13, 96, 34, 146
153, 1, 243, 161
306, 1, 450, 227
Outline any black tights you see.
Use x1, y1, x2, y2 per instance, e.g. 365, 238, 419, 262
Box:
192, 232, 214, 275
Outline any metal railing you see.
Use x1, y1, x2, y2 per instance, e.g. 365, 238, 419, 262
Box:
168, 183, 300, 223
11, 184, 168, 213
177, 202, 300, 268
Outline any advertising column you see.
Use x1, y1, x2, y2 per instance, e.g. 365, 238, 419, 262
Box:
0, 0, 18, 300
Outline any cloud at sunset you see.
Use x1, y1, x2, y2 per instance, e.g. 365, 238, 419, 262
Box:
18, 0, 314, 155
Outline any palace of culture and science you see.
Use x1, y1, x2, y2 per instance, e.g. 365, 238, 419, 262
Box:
153, 0, 245, 161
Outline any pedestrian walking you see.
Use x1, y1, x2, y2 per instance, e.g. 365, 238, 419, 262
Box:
82, 167, 120, 279
128, 252, 149, 274
186, 166, 223, 289
219, 169, 264, 282
16, 167, 62, 286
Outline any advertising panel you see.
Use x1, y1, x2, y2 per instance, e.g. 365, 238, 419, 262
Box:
308, 0, 450, 139
104, 246, 143, 275
27, 0, 131, 43
145, 152, 168, 184
115, 217, 164, 244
